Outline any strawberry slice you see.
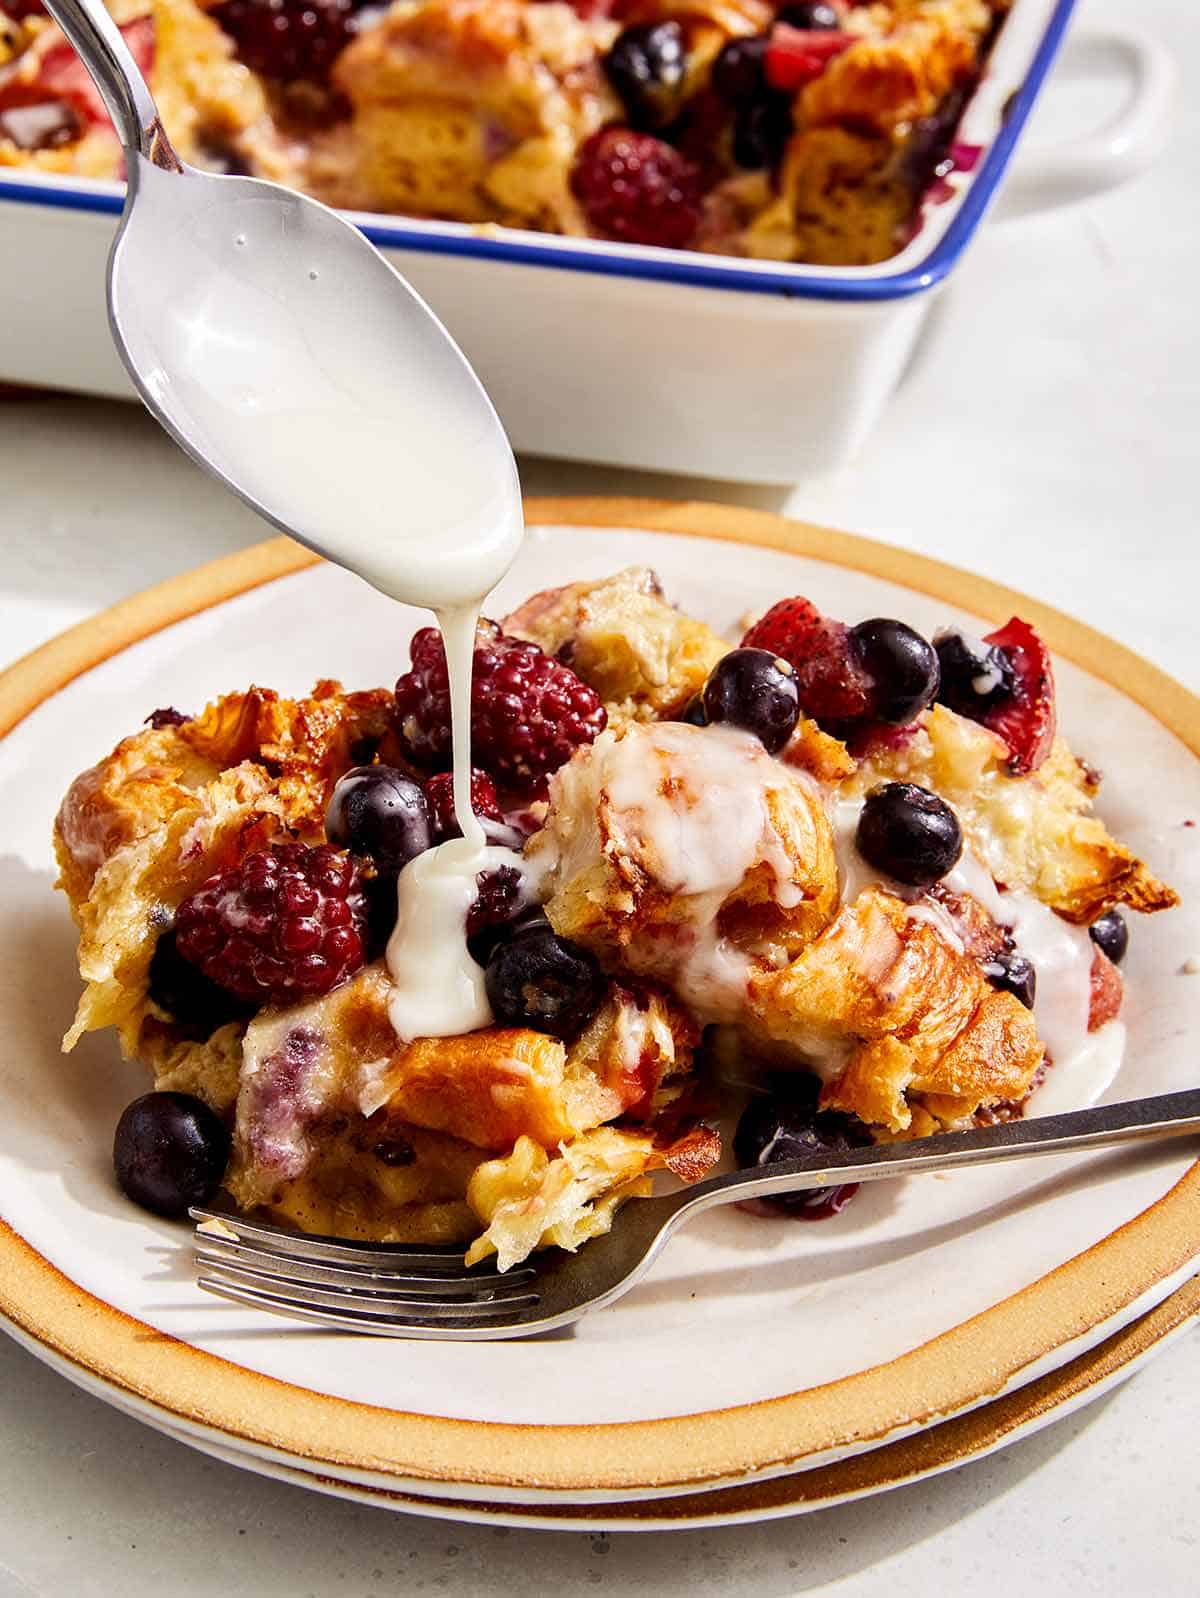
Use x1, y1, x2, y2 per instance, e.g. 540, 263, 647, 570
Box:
764, 24, 854, 93
36, 16, 154, 126
1088, 946, 1123, 1031
978, 617, 1056, 775
741, 595, 873, 727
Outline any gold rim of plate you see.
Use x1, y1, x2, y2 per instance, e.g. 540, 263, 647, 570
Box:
0, 497, 1196, 1499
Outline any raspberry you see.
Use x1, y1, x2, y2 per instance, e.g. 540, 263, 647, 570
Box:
571, 127, 703, 250
212, 0, 354, 83
175, 842, 367, 1007
394, 625, 607, 793
1, 0, 47, 19
976, 618, 1056, 776
423, 769, 502, 843
741, 596, 874, 728
467, 865, 524, 943
1088, 946, 1123, 1032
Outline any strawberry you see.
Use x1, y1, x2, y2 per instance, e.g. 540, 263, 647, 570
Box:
741, 596, 873, 727
764, 24, 854, 93
977, 617, 1056, 776
35, 17, 155, 126
1088, 947, 1123, 1031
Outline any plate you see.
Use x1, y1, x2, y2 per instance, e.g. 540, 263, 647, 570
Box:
1, 498, 1197, 1509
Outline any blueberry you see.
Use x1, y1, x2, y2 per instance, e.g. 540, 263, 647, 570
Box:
603, 21, 687, 132
983, 950, 1037, 1009
113, 1091, 230, 1218
711, 32, 768, 103
733, 1075, 869, 1218
325, 764, 432, 875
849, 618, 940, 726
856, 782, 963, 888
147, 931, 253, 1032
678, 694, 708, 727
778, 3, 840, 28
485, 924, 606, 1041
1089, 909, 1129, 966
933, 629, 1016, 717
701, 647, 800, 753
732, 95, 794, 170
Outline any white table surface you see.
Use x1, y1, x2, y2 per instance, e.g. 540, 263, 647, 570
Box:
1, 0, 1197, 1589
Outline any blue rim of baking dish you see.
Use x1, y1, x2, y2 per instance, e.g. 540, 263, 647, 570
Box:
0, 0, 1075, 303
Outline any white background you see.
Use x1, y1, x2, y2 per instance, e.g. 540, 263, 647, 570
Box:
1, 0, 1197, 1589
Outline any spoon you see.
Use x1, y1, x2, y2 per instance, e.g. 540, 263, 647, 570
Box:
41, 0, 523, 613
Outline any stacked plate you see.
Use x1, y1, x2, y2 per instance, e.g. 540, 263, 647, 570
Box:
2, 501, 1197, 1530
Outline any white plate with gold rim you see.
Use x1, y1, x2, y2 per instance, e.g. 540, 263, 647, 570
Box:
1, 499, 1197, 1511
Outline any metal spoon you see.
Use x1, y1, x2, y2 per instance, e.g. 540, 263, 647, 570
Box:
40, 0, 522, 610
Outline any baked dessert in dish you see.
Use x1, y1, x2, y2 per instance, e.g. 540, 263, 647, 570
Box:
55, 565, 1178, 1269
3, 0, 1005, 265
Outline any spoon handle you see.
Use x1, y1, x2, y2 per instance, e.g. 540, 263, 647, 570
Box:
40, 0, 182, 169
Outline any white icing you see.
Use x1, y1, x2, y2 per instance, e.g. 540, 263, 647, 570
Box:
999, 889, 1094, 1066
601, 722, 802, 904
385, 838, 529, 1041
1027, 1022, 1126, 1115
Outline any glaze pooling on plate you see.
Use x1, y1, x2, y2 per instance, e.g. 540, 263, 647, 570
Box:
1, 515, 1198, 1500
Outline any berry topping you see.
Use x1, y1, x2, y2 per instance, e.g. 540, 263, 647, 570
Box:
741, 596, 873, 728
148, 930, 254, 1032
603, 21, 687, 132
175, 842, 367, 1006
570, 127, 703, 251
732, 94, 793, 169
0, 0, 47, 17
856, 782, 963, 888
113, 1091, 230, 1218
848, 619, 940, 726
212, 0, 354, 83
732, 1073, 868, 1219
467, 864, 526, 952
777, 3, 841, 28
701, 647, 800, 753
394, 624, 606, 793
711, 32, 769, 103
933, 628, 1017, 717
325, 764, 432, 876
973, 618, 1057, 775
1088, 909, 1129, 966
1088, 946, 1124, 1030
982, 950, 1037, 1009
145, 706, 191, 729
423, 769, 502, 843
484, 923, 606, 1042
678, 694, 709, 727
764, 22, 853, 93
27, 16, 154, 126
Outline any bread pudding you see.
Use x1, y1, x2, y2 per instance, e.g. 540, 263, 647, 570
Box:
55, 565, 1178, 1267
3, 0, 1006, 266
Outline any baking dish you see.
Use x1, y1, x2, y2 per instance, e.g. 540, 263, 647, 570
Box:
0, 0, 1172, 481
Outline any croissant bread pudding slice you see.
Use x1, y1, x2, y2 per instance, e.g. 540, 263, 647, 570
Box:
55, 565, 1178, 1268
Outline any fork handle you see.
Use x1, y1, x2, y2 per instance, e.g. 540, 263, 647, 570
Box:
668, 1088, 1200, 1223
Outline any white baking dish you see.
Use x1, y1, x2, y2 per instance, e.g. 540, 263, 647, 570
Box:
0, 0, 1172, 481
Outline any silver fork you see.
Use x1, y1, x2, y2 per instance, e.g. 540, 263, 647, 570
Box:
192, 1087, 1200, 1340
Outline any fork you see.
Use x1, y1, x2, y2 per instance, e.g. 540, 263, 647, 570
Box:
192, 1087, 1200, 1340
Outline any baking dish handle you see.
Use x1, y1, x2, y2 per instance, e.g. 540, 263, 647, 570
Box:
1003, 26, 1176, 211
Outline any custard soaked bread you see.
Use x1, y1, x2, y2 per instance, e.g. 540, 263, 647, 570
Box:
56, 564, 1176, 1265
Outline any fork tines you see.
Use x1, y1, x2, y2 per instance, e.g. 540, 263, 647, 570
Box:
190, 1206, 539, 1334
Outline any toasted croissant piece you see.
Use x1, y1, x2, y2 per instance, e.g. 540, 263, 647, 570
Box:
746, 888, 1043, 1133
851, 706, 1178, 924
503, 566, 729, 723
